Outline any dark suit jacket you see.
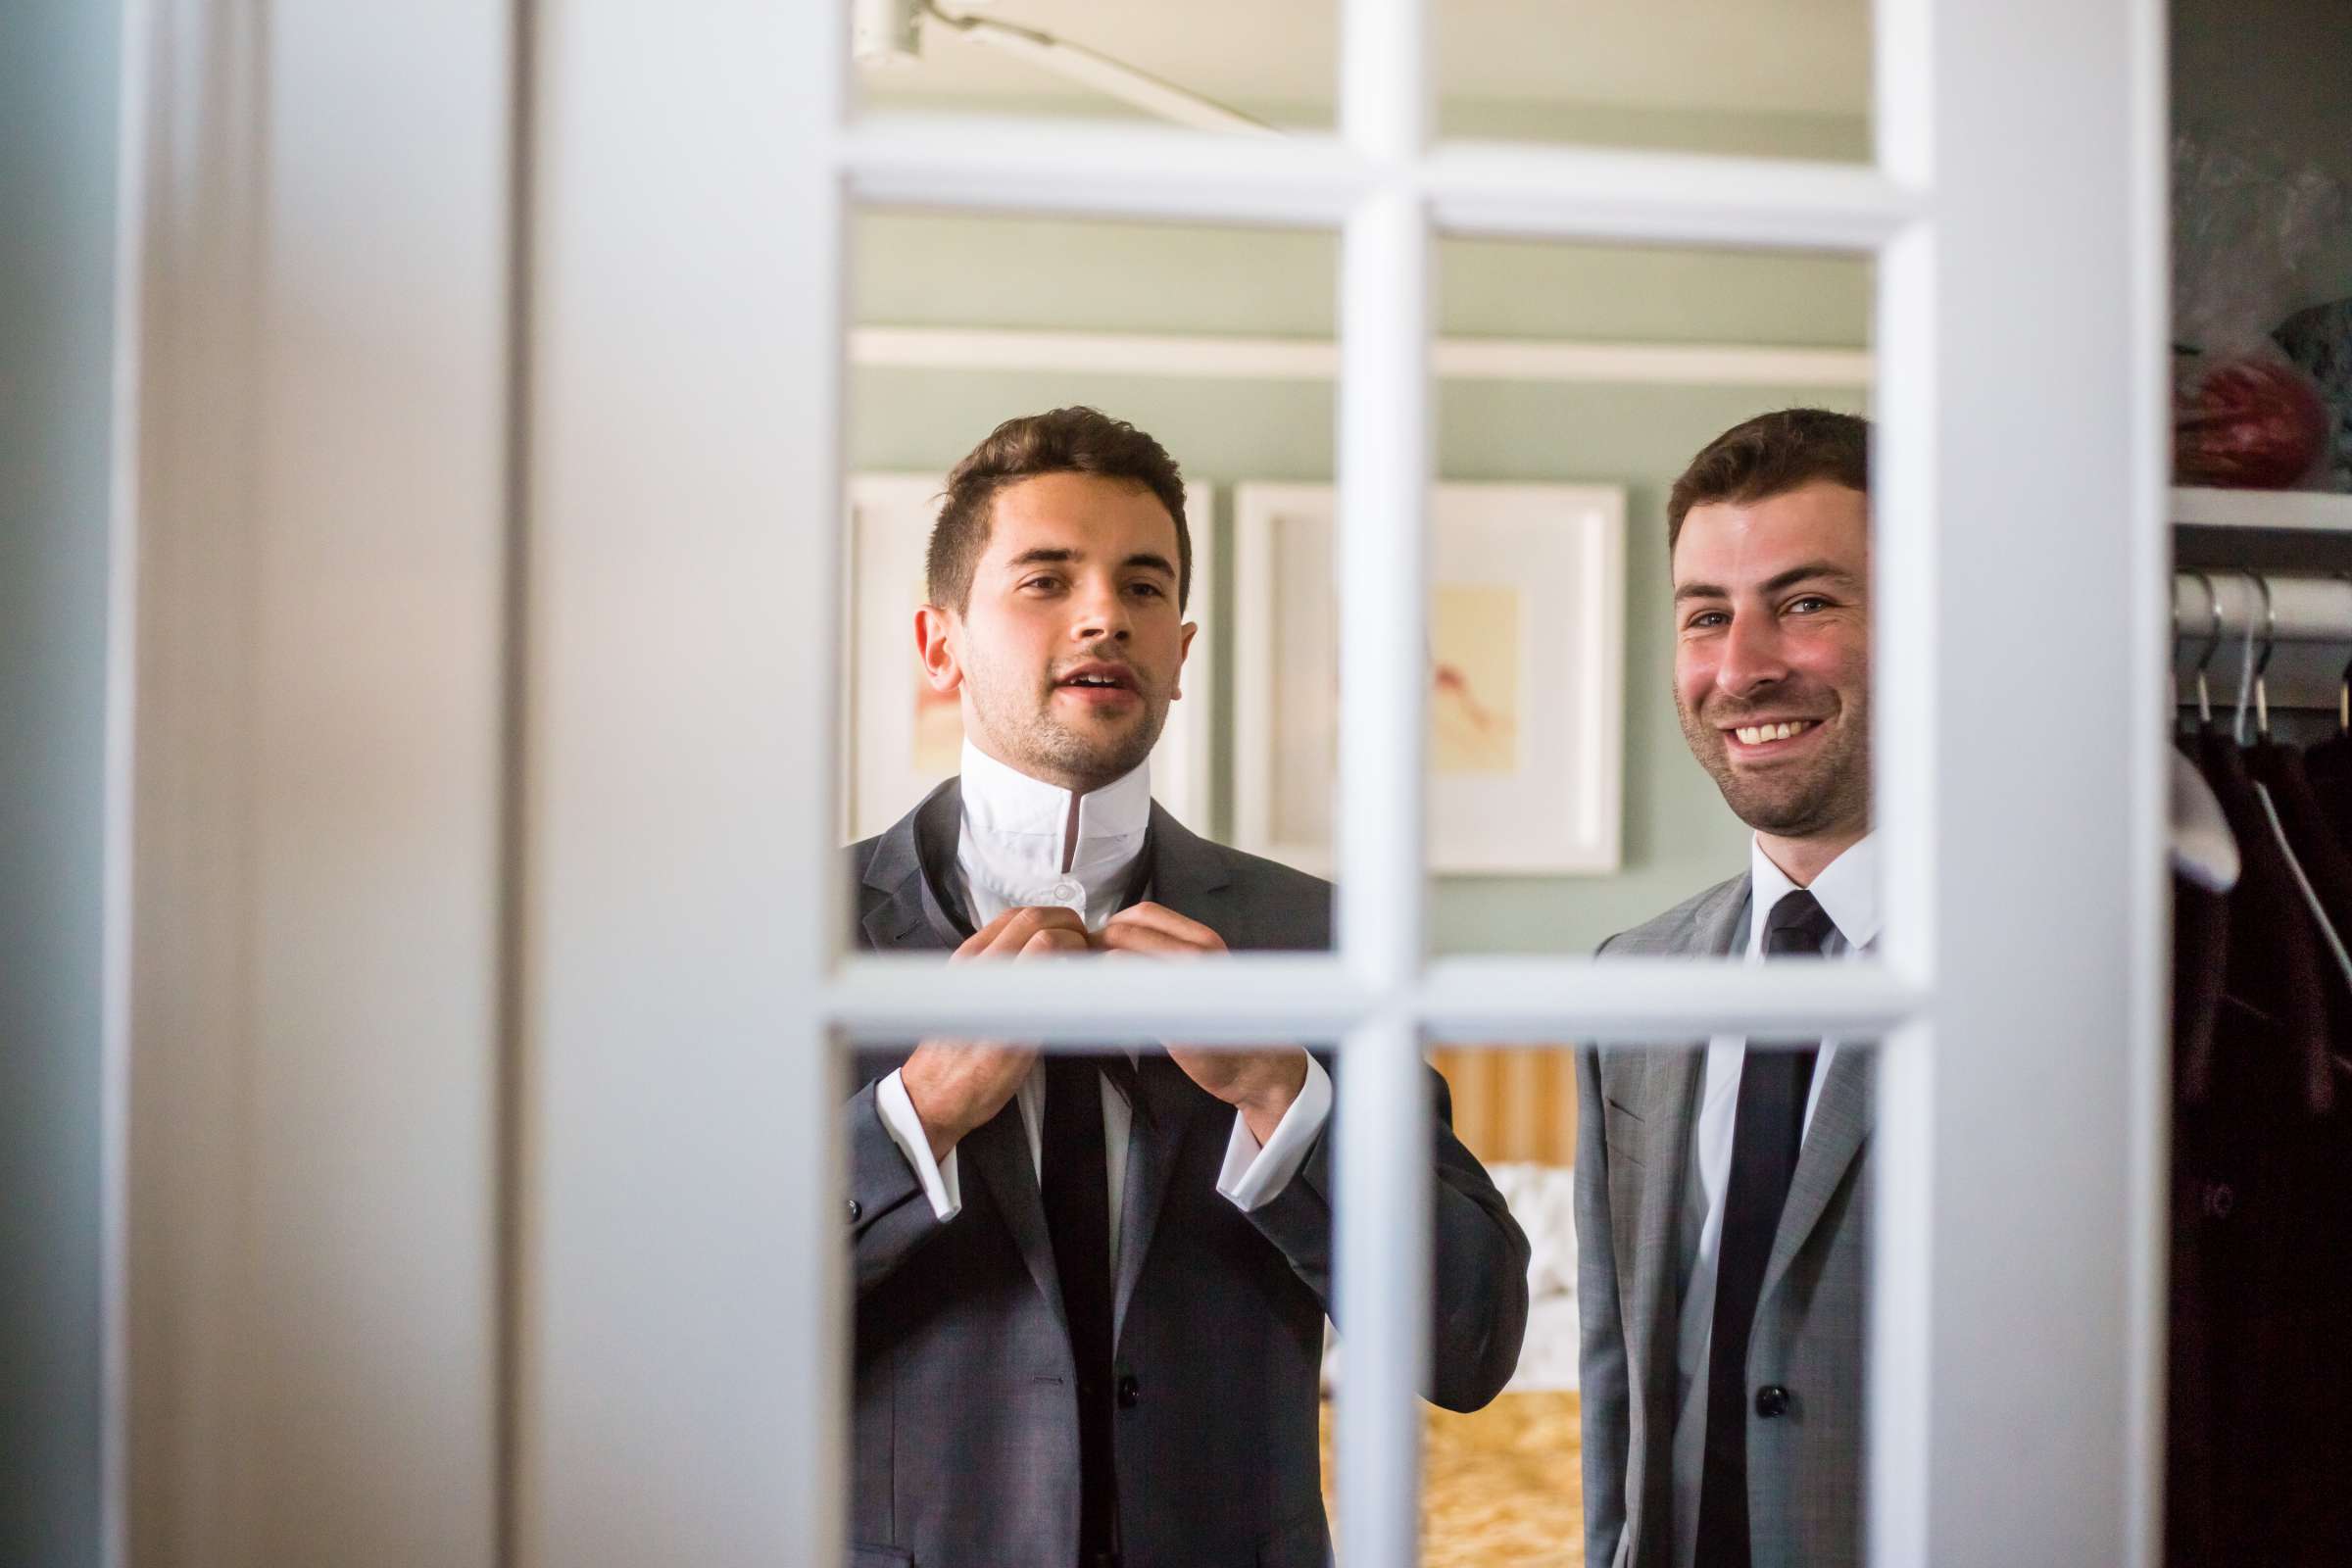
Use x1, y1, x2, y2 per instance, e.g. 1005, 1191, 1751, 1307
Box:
844, 780, 1531, 1568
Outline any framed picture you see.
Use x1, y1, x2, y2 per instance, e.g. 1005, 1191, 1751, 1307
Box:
843, 473, 1215, 843
1231, 482, 1625, 875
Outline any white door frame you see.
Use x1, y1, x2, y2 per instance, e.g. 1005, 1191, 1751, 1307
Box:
114, 1, 2171, 1565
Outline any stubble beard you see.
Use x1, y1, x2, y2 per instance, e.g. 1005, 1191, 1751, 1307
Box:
964, 659, 1168, 795
1677, 686, 1872, 841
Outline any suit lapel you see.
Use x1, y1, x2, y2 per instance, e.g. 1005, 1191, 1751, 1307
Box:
1100, 812, 1231, 1345
1631, 1046, 1705, 1302
859, 871, 938, 952
858, 779, 962, 953
1759, 1048, 1873, 1307
961, 1102, 1068, 1340
1143, 804, 1235, 929
1620, 876, 1752, 1424
1113, 1053, 1200, 1345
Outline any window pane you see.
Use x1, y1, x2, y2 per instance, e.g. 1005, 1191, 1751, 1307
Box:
853, 0, 1334, 135
1419, 1037, 1879, 1566
1434, 0, 1873, 162
844, 1036, 1389, 1567
1426, 236, 1876, 958
841, 210, 1340, 925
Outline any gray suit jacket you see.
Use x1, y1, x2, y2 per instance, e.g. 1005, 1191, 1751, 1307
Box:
1576, 872, 1870, 1568
845, 780, 1531, 1568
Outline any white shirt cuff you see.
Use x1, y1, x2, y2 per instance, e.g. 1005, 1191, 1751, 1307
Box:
1215, 1054, 1333, 1212
875, 1068, 962, 1223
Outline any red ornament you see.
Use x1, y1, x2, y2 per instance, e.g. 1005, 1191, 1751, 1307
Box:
2176, 353, 2332, 489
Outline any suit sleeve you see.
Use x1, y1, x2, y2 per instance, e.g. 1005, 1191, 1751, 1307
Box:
845, 1059, 953, 1298
1240, 1057, 1534, 1413
1575, 1039, 1632, 1568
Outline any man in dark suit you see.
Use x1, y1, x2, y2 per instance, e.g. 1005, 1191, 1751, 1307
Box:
844, 406, 1530, 1568
1578, 409, 1876, 1568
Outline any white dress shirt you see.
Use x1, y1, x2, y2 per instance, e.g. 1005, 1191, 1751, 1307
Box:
873, 741, 1334, 1274
1668, 833, 1878, 1568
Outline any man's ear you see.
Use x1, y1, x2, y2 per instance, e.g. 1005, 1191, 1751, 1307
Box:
1171, 619, 1200, 701
915, 604, 963, 694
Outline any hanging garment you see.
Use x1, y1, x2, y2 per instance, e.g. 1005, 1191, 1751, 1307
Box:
2166, 862, 2230, 1568
2300, 726, 2352, 847
2169, 729, 2340, 1568
2246, 739, 2352, 1564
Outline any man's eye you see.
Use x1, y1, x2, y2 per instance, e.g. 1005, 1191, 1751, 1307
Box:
1129, 581, 1166, 599
1687, 611, 1729, 631
1787, 595, 1830, 615
1021, 576, 1061, 592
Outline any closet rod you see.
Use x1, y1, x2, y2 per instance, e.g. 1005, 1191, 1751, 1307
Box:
2172, 570, 2352, 646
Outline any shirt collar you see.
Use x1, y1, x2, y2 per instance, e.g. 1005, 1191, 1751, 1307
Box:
1746, 831, 1880, 957
956, 739, 1152, 924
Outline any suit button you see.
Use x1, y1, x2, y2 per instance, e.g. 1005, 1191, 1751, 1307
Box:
1754, 1384, 1790, 1419
846, 1198, 861, 1224
1116, 1374, 1141, 1409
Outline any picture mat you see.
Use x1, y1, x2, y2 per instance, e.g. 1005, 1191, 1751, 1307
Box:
1232, 482, 1626, 875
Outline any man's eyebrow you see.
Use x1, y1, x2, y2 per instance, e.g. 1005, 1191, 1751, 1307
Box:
1760, 562, 1861, 597
1002, 547, 1177, 578
1672, 563, 1860, 604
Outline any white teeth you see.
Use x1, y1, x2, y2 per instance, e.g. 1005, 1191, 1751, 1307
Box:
1735, 720, 1812, 745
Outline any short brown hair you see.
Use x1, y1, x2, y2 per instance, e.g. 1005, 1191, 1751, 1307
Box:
926, 407, 1192, 613
1666, 408, 1869, 551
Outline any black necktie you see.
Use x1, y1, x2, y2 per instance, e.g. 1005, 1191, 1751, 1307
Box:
1693, 888, 1837, 1568
1041, 1055, 1118, 1566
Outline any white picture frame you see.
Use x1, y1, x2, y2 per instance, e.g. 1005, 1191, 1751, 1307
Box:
1232, 482, 1625, 876
844, 472, 1215, 843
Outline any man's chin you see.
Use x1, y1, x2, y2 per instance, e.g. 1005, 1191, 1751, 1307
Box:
1028, 720, 1161, 786
1715, 776, 1834, 837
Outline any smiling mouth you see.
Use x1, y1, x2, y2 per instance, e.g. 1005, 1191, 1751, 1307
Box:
1729, 718, 1819, 746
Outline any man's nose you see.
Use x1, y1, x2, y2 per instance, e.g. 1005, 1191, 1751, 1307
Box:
1714, 610, 1788, 696
1070, 580, 1132, 641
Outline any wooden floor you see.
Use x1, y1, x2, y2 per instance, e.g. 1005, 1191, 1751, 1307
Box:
1318, 1391, 1585, 1566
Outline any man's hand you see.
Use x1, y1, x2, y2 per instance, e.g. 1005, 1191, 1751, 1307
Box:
1098, 902, 1309, 1144
900, 906, 1088, 1161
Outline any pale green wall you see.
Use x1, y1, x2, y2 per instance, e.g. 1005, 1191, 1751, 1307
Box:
848, 122, 1873, 955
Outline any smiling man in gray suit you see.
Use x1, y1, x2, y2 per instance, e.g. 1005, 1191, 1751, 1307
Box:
844, 407, 1530, 1568
1578, 409, 1876, 1568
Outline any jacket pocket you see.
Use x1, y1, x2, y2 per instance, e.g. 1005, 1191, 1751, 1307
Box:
848, 1545, 913, 1567
1255, 1505, 1334, 1568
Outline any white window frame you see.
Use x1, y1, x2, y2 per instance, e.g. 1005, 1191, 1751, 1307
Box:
117, 2, 2172, 1565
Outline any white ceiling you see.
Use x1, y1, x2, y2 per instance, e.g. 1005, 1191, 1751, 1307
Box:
861, 0, 1872, 119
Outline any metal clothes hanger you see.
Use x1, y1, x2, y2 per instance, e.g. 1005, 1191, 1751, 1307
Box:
2335, 572, 2352, 735
2231, 566, 2352, 1001
2185, 568, 2222, 730
2231, 570, 2275, 746
2255, 571, 2277, 742
2169, 575, 2241, 891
